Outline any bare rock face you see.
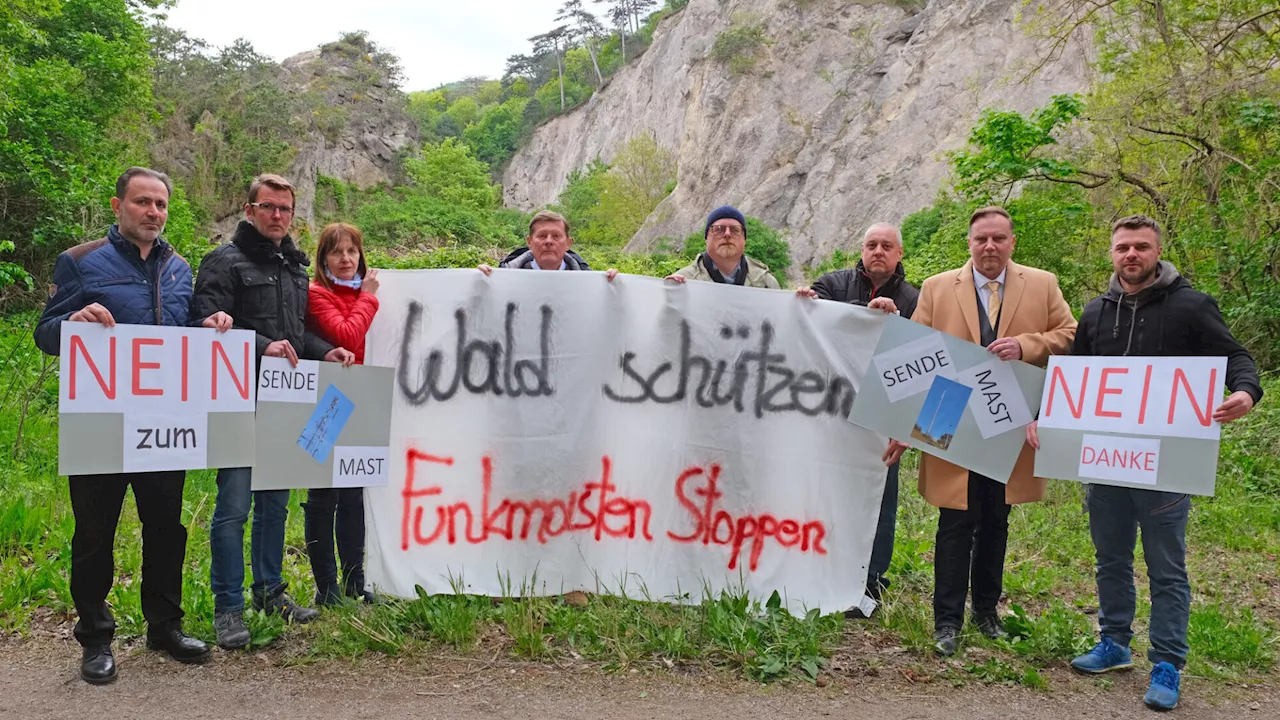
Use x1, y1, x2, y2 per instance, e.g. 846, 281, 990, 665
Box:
209, 38, 418, 241
501, 0, 1091, 267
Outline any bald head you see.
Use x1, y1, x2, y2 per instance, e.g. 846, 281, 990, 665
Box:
861, 223, 903, 286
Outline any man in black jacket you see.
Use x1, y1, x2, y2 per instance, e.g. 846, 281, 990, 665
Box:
1029, 215, 1261, 711
797, 223, 919, 615
191, 173, 355, 649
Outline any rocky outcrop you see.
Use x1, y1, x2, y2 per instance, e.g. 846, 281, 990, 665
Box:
502, 0, 1091, 267
207, 37, 418, 241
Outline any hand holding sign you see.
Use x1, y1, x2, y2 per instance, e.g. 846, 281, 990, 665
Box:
1213, 390, 1254, 424
264, 339, 299, 367
201, 311, 234, 333
987, 337, 1022, 361
324, 347, 357, 368
883, 439, 909, 466
69, 303, 116, 327
867, 297, 898, 314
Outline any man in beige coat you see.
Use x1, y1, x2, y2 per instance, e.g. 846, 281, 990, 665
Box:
886, 206, 1076, 656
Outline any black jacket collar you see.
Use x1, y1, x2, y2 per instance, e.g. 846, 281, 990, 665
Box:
855, 259, 906, 298
231, 220, 309, 267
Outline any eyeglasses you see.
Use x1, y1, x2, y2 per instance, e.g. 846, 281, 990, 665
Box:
249, 202, 294, 216
709, 224, 743, 238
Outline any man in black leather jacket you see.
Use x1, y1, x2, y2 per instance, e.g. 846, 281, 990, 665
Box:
798, 223, 919, 616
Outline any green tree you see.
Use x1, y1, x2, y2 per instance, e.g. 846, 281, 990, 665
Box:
445, 96, 479, 130
552, 159, 611, 244
0, 0, 155, 283
950, 0, 1280, 365
403, 139, 499, 210
463, 97, 530, 168
590, 133, 677, 245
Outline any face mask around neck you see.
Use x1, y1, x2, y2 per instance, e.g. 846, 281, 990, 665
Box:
326, 269, 362, 289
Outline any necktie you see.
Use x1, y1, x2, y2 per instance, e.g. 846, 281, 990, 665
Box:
985, 280, 1002, 330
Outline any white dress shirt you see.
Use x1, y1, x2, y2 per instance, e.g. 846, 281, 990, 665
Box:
973, 266, 1007, 317
531, 257, 567, 270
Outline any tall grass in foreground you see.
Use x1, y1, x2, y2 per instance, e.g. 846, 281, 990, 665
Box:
0, 313, 1276, 686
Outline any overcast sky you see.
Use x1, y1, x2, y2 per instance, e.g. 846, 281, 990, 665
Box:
163, 0, 568, 91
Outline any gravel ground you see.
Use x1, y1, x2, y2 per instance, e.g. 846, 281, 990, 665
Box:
0, 639, 1274, 720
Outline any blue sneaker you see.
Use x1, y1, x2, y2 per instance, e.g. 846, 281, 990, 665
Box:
1144, 662, 1181, 711
1070, 637, 1133, 673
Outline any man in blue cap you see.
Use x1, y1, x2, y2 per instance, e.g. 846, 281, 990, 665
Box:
667, 206, 782, 289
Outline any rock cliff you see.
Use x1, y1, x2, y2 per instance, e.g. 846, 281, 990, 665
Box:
501, 0, 1091, 266
205, 37, 418, 241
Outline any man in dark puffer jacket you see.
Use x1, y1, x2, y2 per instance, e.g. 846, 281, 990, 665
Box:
798, 223, 919, 617
35, 167, 229, 684
191, 173, 355, 650
1029, 215, 1260, 711
478, 210, 617, 278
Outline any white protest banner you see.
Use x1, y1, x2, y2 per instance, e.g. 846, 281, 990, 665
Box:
1034, 356, 1227, 495
57, 323, 257, 475
362, 269, 891, 617
847, 315, 1044, 483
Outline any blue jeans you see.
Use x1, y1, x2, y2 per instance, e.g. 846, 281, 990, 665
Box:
1087, 484, 1191, 669
209, 467, 291, 613
867, 462, 899, 594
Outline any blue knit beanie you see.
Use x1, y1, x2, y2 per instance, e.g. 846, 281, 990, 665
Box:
704, 205, 747, 238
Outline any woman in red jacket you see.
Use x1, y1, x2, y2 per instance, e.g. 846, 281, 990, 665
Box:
304, 223, 379, 604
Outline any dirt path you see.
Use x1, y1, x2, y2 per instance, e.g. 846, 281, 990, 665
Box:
0, 640, 1273, 720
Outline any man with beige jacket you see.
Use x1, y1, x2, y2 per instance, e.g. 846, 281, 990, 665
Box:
885, 206, 1076, 656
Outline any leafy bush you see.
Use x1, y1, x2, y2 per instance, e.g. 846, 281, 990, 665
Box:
403, 139, 500, 210
711, 17, 767, 75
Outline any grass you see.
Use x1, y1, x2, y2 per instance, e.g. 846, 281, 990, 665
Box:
0, 312, 1277, 691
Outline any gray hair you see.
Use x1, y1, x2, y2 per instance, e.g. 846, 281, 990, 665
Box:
115, 167, 173, 200
862, 223, 901, 246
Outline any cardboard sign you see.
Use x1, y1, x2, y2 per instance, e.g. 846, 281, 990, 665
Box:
252, 361, 394, 491
61, 323, 254, 414
57, 323, 257, 476
873, 333, 957, 403
1034, 356, 1226, 495
848, 316, 1044, 483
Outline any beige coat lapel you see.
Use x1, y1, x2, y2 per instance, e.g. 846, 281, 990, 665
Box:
951, 260, 980, 343
998, 262, 1026, 335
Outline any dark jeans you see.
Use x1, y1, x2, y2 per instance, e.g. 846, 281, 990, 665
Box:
867, 462, 900, 595
303, 487, 367, 601
1088, 484, 1191, 669
209, 467, 290, 612
933, 472, 1011, 631
69, 471, 187, 646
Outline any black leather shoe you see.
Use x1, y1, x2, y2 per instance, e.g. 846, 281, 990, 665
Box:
80, 644, 117, 685
974, 614, 1008, 641
147, 628, 212, 664
933, 626, 960, 657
